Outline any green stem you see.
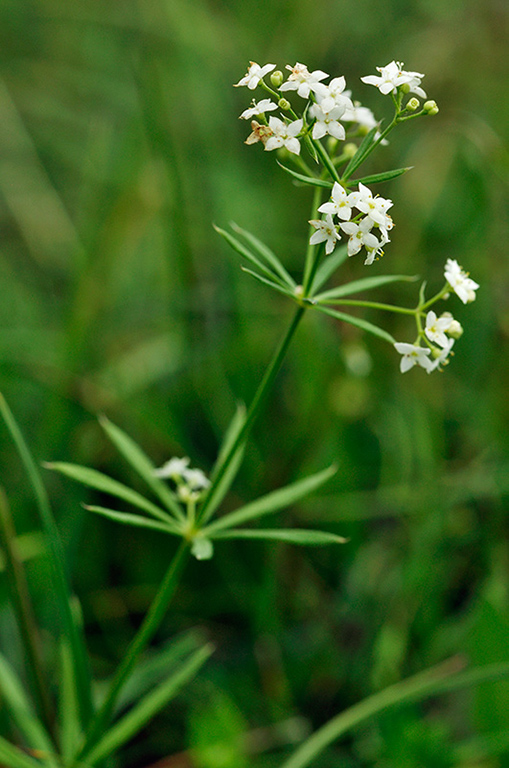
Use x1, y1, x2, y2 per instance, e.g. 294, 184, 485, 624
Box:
77, 541, 189, 762
197, 306, 306, 526
0, 489, 55, 740
419, 283, 450, 312
302, 186, 323, 294
318, 299, 416, 315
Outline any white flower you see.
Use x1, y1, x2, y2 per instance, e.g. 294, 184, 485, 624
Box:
318, 182, 355, 221
309, 214, 341, 254
339, 217, 385, 259
240, 98, 278, 119
153, 456, 190, 480
444, 259, 479, 304
428, 337, 455, 371
183, 468, 210, 491
235, 62, 276, 90
361, 61, 426, 98
349, 182, 393, 231
309, 102, 346, 141
425, 310, 452, 348
394, 342, 433, 373
265, 117, 303, 155
316, 76, 353, 113
279, 62, 329, 99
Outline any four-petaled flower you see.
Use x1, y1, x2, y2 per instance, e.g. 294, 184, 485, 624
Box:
444, 259, 479, 304
240, 99, 278, 120
394, 343, 433, 373
280, 62, 329, 99
309, 214, 341, 254
265, 117, 303, 155
361, 61, 426, 98
309, 102, 347, 141
340, 218, 385, 261
154, 456, 190, 480
318, 182, 355, 221
425, 310, 455, 348
235, 61, 276, 90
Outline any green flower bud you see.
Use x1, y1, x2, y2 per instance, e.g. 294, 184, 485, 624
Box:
423, 100, 439, 115
400, 82, 411, 94
271, 70, 284, 87
344, 142, 357, 159
278, 97, 291, 111
406, 97, 420, 111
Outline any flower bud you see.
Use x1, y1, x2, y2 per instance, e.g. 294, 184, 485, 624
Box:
447, 320, 463, 339
344, 142, 357, 158
326, 136, 339, 154
278, 97, 291, 111
423, 100, 439, 115
406, 97, 420, 111
271, 70, 284, 87
400, 82, 411, 94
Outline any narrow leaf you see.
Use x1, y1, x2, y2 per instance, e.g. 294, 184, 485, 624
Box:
280, 659, 509, 768
314, 274, 417, 302
85, 644, 213, 766
310, 245, 349, 294
46, 462, 178, 529
315, 305, 396, 344
84, 505, 180, 536
205, 404, 247, 520
0, 393, 93, 727
58, 641, 81, 766
341, 126, 379, 180
350, 167, 411, 186
230, 223, 296, 288
214, 225, 288, 288
203, 465, 337, 535
0, 653, 54, 754
99, 416, 184, 522
276, 162, 334, 189
211, 528, 347, 546
0, 737, 43, 768
241, 267, 295, 298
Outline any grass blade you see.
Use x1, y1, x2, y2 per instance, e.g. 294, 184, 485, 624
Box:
58, 641, 81, 766
85, 644, 213, 766
314, 274, 417, 302
230, 222, 296, 288
315, 305, 396, 344
84, 505, 181, 536
205, 404, 247, 520
0, 737, 44, 768
203, 465, 337, 535
99, 416, 185, 522
0, 393, 93, 727
310, 245, 349, 294
210, 529, 347, 546
46, 463, 178, 527
0, 652, 54, 755
280, 658, 509, 768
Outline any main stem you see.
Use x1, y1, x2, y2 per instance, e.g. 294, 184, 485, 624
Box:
77, 541, 189, 762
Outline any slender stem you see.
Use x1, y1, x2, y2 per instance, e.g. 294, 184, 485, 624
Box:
420, 283, 450, 311
0, 489, 55, 740
302, 186, 323, 294
318, 299, 416, 314
77, 541, 189, 762
197, 306, 306, 526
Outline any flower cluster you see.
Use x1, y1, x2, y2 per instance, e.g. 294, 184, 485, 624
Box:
394, 259, 478, 373
310, 181, 393, 264
361, 61, 426, 98
154, 456, 210, 502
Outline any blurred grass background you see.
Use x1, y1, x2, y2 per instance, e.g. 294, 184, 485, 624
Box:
0, 0, 508, 765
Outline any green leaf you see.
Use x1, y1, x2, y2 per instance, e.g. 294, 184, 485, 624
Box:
205, 404, 247, 520
310, 245, 350, 294
276, 162, 334, 189
315, 305, 396, 344
210, 528, 347, 546
58, 641, 81, 766
230, 223, 296, 288
280, 659, 509, 768
84, 505, 180, 536
46, 462, 179, 529
203, 465, 337, 535
0, 653, 54, 755
0, 393, 93, 728
341, 126, 379, 180
348, 167, 411, 186
85, 644, 213, 766
0, 737, 43, 768
99, 416, 185, 522
240, 267, 295, 298
314, 274, 417, 303
214, 225, 289, 289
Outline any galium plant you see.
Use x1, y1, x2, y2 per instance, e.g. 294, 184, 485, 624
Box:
0, 58, 501, 768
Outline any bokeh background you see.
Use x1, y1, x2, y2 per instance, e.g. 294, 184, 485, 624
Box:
1, 0, 509, 766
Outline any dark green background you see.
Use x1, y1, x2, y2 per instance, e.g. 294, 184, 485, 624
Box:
0, 0, 508, 765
